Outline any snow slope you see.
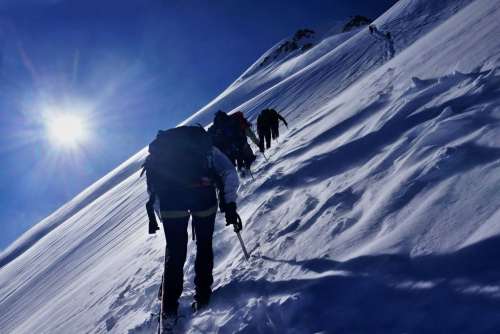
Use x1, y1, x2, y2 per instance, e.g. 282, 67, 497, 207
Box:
2, 0, 500, 333
182, 0, 472, 127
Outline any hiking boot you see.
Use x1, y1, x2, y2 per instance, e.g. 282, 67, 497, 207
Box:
258, 143, 265, 153
192, 300, 209, 311
161, 308, 178, 332
193, 292, 210, 311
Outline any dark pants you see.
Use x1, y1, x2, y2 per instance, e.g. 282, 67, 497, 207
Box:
258, 129, 272, 152
271, 125, 279, 140
239, 142, 256, 168
158, 185, 218, 311
227, 149, 240, 168
227, 142, 256, 170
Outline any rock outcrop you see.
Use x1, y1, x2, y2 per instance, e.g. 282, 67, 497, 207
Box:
342, 15, 373, 33
260, 29, 315, 66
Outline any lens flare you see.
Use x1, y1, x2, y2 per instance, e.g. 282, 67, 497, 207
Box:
50, 115, 83, 143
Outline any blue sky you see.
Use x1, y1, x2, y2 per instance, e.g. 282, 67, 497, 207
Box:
0, 0, 397, 251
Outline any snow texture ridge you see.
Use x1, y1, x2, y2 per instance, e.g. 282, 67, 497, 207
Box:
2, 0, 500, 333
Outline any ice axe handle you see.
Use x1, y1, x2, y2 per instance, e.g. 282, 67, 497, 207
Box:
237, 232, 250, 261
235, 215, 250, 260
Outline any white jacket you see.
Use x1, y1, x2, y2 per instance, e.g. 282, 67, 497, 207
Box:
208, 146, 239, 203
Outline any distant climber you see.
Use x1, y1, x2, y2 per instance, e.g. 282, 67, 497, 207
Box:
208, 110, 259, 176
369, 25, 374, 34
141, 126, 240, 333
257, 108, 288, 153
229, 111, 260, 175
386, 32, 391, 39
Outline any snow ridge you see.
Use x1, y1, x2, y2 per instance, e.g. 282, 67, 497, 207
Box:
2, 0, 500, 333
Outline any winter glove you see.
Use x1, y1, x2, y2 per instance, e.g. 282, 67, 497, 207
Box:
149, 221, 160, 234
219, 191, 227, 213
225, 202, 242, 232
146, 191, 160, 234
219, 199, 226, 213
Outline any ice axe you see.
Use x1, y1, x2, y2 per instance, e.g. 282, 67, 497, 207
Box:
235, 214, 250, 261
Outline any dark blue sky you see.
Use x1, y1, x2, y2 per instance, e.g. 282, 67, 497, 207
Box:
0, 0, 397, 251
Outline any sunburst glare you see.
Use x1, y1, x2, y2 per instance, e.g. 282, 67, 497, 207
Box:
48, 115, 85, 145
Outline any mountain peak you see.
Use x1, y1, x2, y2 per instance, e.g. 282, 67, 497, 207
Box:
260, 28, 315, 66
342, 15, 373, 32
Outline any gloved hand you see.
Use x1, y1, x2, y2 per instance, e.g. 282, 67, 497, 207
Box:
219, 200, 226, 213
219, 196, 226, 213
149, 221, 160, 234
225, 202, 242, 232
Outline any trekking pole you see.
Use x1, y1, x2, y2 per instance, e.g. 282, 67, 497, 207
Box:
235, 215, 250, 261
158, 246, 169, 333
248, 168, 255, 181
279, 121, 289, 131
262, 152, 268, 162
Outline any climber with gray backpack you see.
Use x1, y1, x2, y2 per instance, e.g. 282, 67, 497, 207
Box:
140, 126, 242, 333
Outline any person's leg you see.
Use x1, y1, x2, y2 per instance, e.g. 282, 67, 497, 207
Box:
159, 192, 190, 312
241, 142, 256, 168
258, 132, 265, 152
265, 131, 272, 149
235, 152, 245, 171
192, 213, 216, 304
161, 216, 189, 312
189, 186, 218, 306
227, 150, 238, 168
271, 125, 278, 140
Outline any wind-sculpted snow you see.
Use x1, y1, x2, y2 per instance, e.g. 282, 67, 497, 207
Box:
182, 0, 474, 127
2, 0, 500, 333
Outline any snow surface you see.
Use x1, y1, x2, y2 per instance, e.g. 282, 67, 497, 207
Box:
2, 0, 500, 333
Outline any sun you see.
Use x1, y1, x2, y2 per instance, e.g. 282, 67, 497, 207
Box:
49, 115, 84, 144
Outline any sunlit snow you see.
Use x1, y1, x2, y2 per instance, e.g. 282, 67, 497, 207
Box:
1, 0, 500, 333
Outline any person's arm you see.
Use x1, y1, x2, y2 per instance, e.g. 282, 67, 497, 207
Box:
246, 127, 260, 146
277, 113, 288, 127
211, 147, 238, 203
211, 147, 242, 231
